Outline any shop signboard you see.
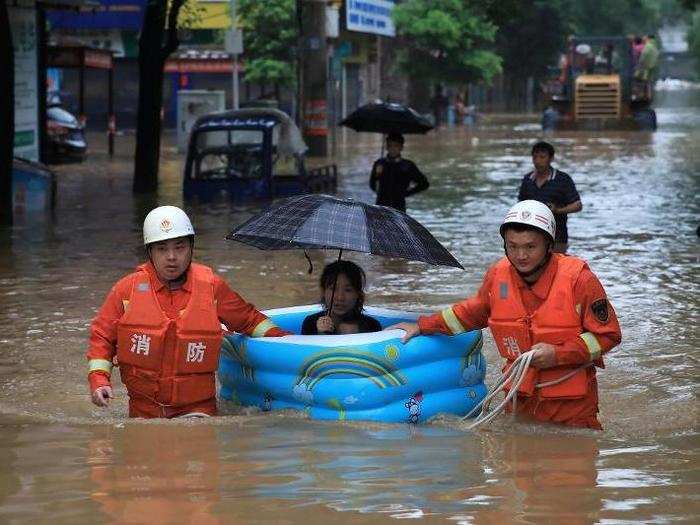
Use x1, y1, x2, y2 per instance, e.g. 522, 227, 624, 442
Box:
346, 0, 395, 37
10, 6, 39, 162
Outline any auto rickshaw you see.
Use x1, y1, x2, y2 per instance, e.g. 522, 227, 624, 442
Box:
183, 108, 337, 200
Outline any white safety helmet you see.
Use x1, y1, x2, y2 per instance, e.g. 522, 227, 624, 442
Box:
500, 200, 556, 242
575, 43, 592, 55
143, 205, 195, 246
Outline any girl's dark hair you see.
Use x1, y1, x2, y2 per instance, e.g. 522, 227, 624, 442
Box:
320, 260, 366, 315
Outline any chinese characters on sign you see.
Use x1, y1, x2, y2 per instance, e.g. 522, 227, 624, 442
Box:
346, 0, 396, 37
9, 7, 39, 161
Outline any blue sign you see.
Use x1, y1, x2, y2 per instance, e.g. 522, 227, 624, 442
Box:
47, 0, 144, 30
346, 0, 396, 37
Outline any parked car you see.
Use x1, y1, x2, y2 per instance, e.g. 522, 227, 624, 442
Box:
46, 92, 87, 162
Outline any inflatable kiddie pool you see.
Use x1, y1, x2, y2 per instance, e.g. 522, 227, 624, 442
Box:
218, 305, 487, 423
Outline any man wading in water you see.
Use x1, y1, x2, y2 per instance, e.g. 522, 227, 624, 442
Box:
389, 200, 621, 429
518, 141, 582, 253
86, 206, 290, 418
369, 132, 429, 213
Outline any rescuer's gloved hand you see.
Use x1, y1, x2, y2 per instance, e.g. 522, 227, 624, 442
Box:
530, 343, 557, 369
91, 385, 114, 407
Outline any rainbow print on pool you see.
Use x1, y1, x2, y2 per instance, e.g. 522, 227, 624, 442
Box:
218, 305, 487, 423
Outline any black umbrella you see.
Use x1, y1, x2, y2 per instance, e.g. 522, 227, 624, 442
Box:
226, 194, 463, 269
339, 101, 434, 135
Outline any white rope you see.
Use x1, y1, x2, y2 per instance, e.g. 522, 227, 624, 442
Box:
535, 363, 591, 388
462, 353, 593, 430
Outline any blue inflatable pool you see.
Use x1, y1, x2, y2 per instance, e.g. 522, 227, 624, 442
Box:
218, 305, 487, 423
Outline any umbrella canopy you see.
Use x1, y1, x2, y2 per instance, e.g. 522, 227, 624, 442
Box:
339, 101, 434, 135
226, 194, 463, 269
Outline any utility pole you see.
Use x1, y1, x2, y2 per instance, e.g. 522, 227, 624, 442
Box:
299, 0, 329, 157
226, 0, 243, 110
295, 0, 303, 126
1, 0, 14, 226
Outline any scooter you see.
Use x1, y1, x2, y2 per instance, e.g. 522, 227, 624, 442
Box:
46, 91, 87, 163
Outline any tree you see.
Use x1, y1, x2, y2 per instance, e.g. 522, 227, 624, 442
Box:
489, 0, 670, 89
237, 0, 296, 92
392, 0, 502, 88
563, 0, 662, 36
0, 0, 13, 225
132, 0, 191, 193
689, 9, 700, 78
492, 0, 570, 83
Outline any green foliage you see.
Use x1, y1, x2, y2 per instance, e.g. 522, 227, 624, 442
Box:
658, 0, 688, 21
562, 0, 662, 36
178, 0, 205, 30
493, 0, 570, 81
689, 10, 700, 77
244, 58, 295, 86
238, 0, 296, 87
392, 0, 502, 86
491, 0, 676, 83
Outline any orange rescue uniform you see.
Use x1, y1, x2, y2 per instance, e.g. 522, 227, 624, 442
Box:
418, 254, 621, 429
87, 262, 288, 418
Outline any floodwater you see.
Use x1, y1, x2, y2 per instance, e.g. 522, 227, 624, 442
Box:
1, 89, 699, 523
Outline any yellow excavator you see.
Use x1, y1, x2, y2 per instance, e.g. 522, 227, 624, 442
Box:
541, 36, 656, 130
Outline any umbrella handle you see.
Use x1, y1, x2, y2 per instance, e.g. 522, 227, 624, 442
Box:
327, 249, 343, 318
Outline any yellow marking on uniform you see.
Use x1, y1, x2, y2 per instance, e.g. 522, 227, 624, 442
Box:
580, 332, 602, 360
575, 303, 581, 315
122, 300, 130, 310
252, 319, 276, 337
441, 307, 466, 335
89, 359, 113, 374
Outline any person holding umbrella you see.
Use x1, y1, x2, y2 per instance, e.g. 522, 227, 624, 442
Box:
369, 132, 430, 213
388, 200, 622, 429
301, 260, 381, 335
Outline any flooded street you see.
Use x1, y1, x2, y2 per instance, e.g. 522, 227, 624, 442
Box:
1, 90, 699, 523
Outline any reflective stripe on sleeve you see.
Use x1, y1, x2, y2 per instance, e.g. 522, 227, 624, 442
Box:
440, 307, 466, 335
580, 332, 602, 361
251, 319, 276, 338
89, 358, 113, 375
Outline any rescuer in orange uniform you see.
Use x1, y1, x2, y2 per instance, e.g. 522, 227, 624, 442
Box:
390, 200, 621, 429
87, 205, 289, 418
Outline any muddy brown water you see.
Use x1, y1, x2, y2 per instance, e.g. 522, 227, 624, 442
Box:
1, 90, 698, 523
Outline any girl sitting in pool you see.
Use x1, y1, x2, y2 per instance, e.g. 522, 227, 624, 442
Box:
301, 261, 382, 335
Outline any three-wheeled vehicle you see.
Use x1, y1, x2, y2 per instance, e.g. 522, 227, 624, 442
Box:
183, 108, 337, 200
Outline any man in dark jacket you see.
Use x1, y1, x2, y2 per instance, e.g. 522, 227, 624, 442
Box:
369, 132, 429, 213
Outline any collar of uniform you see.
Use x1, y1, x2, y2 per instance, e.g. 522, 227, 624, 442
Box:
143, 261, 193, 292
510, 254, 559, 299
528, 167, 556, 181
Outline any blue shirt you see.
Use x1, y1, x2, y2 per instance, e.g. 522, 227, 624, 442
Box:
518, 168, 580, 243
